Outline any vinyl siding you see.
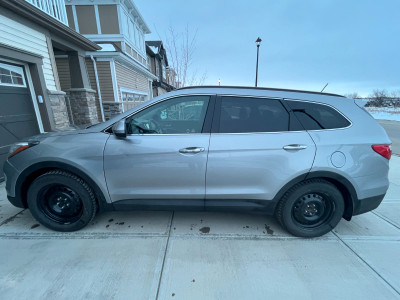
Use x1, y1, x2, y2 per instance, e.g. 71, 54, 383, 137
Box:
0, 14, 57, 91
85, 59, 102, 120
56, 58, 114, 100
115, 62, 149, 102
85, 59, 114, 120
55, 58, 71, 91
56, 57, 113, 122
94, 61, 114, 101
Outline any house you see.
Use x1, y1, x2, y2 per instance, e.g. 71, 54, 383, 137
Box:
0, 0, 102, 180
59, 0, 157, 119
166, 67, 178, 89
146, 41, 176, 97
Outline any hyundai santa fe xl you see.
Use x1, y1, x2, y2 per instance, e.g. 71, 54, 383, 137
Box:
3, 86, 392, 237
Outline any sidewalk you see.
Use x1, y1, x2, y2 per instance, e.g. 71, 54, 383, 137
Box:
0, 157, 399, 299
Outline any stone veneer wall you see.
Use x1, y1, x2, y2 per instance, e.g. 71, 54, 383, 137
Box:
48, 90, 71, 130
67, 88, 100, 126
102, 101, 123, 120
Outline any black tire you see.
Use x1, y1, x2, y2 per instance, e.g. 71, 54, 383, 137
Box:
27, 170, 97, 232
275, 179, 344, 238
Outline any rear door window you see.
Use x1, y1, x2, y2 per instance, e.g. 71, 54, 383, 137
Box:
218, 97, 289, 133
286, 100, 351, 130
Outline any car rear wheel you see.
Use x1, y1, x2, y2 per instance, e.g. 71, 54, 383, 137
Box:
275, 179, 344, 237
27, 170, 97, 232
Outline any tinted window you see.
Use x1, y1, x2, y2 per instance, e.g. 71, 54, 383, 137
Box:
218, 97, 289, 133
287, 100, 350, 130
127, 95, 210, 134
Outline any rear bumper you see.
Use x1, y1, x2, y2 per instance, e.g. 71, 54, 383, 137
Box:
353, 194, 385, 215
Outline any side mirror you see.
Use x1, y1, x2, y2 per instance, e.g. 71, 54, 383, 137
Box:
112, 120, 127, 138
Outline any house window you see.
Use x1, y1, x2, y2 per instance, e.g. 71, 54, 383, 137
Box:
0, 63, 26, 87
122, 91, 147, 104
146, 55, 151, 70
129, 20, 135, 42
161, 61, 166, 81
135, 26, 139, 47
155, 61, 160, 77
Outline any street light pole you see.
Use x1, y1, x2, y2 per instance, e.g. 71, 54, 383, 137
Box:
255, 37, 262, 87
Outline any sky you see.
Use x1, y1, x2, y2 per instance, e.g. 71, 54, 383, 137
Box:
135, 0, 400, 97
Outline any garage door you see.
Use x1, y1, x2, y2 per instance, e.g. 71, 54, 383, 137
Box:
0, 62, 40, 180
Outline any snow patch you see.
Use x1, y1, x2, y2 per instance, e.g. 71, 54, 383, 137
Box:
365, 107, 400, 121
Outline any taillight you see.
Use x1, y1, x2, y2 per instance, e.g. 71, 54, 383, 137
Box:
372, 145, 392, 160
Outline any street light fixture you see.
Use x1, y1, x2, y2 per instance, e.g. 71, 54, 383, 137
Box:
255, 37, 262, 87
218, 78, 221, 86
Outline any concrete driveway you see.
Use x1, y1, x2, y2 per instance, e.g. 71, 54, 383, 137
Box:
0, 157, 399, 299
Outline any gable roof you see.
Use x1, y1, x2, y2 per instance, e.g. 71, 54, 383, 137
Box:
145, 41, 168, 65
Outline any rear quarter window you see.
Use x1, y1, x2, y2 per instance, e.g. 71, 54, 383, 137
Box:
286, 100, 351, 130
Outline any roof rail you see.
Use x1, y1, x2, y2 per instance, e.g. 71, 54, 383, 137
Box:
177, 85, 345, 98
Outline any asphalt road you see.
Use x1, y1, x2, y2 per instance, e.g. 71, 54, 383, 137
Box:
379, 120, 400, 155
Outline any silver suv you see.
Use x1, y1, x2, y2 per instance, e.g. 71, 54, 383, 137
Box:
3, 87, 392, 237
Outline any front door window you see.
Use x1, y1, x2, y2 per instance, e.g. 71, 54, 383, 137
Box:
127, 95, 210, 134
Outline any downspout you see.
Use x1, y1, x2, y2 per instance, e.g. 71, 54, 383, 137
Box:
90, 55, 105, 122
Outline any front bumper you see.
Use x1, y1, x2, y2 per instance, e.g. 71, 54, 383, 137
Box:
3, 160, 22, 207
353, 194, 385, 215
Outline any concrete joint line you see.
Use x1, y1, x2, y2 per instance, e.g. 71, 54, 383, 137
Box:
154, 211, 175, 300
372, 211, 400, 230
332, 231, 400, 296
0, 232, 169, 240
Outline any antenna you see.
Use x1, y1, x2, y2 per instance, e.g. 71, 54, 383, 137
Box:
321, 83, 329, 92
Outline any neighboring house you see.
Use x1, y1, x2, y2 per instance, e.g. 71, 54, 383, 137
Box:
146, 41, 176, 97
59, 0, 157, 119
0, 0, 101, 180
166, 67, 178, 89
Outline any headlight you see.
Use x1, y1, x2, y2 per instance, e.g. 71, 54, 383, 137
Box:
8, 141, 39, 159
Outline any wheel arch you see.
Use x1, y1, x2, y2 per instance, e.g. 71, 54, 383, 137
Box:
272, 171, 357, 220
15, 161, 113, 212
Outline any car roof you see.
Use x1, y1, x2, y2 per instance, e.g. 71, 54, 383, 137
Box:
177, 86, 345, 98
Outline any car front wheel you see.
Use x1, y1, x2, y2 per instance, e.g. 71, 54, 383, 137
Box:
27, 170, 97, 232
275, 179, 344, 238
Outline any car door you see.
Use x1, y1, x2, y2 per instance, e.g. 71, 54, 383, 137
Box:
205, 95, 316, 208
104, 95, 214, 208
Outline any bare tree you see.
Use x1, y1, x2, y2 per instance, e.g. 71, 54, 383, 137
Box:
390, 90, 400, 108
366, 89, 389, 107
344, 92, 361, 99
164, 26, 207, 87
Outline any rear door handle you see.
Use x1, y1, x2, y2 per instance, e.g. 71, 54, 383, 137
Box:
283, 144, 308, 150
179, 147, 205, 154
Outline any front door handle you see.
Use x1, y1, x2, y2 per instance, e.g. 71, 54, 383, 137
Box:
283, 144, 308, 150
179, 147, 205, 154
